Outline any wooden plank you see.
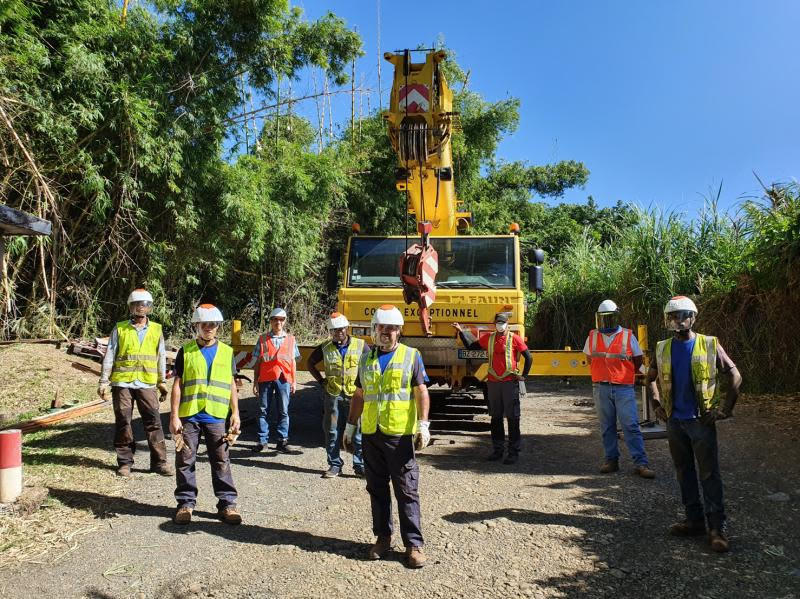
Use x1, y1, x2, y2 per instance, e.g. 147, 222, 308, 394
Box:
0, 205, 52, 236
6, 399, 110, 434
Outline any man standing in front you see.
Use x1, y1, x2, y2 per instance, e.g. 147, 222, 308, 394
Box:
98, 288, 172, 478
252, 307, 300, 454
170, 303, 241, 525
344, 305, 431, 568
647, 295, 741, 553
453, 310, 532, 464
307, 312, 369, 478
583, 299, 655, 478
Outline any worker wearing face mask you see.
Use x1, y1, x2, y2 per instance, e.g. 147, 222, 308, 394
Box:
583, 299, 655, 478
452, 310, 532, 464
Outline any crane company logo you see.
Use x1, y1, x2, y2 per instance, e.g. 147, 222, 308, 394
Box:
399, 84, 430, 113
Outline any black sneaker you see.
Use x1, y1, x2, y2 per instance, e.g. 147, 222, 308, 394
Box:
252, 443, 268, 453
353, 465, 365, 477
275, 441, 298, 454
503, 453, 519, 465
486, 450, 504, 461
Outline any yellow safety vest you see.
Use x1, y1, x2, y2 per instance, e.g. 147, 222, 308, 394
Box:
656, 334, 720, 417
360, 343, 418, 436
178, 341, 234, 419
323, 337, 365, 397
110, 320, 162, 386
487, 332, 516, 379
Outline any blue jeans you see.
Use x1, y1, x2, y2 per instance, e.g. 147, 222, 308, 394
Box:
593, 383, 648, 466
667, 417, 725, 529
323, 394, 363, 469
258, 380, 291, 444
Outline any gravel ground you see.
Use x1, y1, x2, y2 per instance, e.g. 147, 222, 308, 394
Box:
2, 376, 799, 599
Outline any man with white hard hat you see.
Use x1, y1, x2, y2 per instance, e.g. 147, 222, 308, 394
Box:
647, 295, 741, 553
170, 303, 241, 525
344, 304, 431, 568
583, 299, 655, 478
252, 307, 301, 453
307, 312, 370, 478
99, 288, 171, 477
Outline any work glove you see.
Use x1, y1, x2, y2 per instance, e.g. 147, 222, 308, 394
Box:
414, 420, 431, 451
97, 383, 111, 401
342, 422, 357, 453
701, 408, 730, 426
157, 382, 169, 402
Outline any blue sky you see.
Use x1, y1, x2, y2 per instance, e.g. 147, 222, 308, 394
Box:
286, 1, 800, 216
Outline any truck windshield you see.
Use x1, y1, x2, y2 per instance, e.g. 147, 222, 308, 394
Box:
347, 237, 516, 289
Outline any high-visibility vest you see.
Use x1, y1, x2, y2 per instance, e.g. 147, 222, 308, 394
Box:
110, 320, 162, 386
178, 341, 234, 419
360, 343, 418, 436
656, 334, 720, 418
588, 328, 636, 385
487, 332, 517, 380
323, 337, 364, 397
257, 334, 296, 383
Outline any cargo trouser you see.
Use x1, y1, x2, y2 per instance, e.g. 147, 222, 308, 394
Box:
111, 386, 167, 469
487, 380, 521, 456
175, 419, 238, 509
363, 428, 423, 548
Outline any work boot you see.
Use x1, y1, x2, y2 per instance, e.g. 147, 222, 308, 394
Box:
218, 506, 242, 525
669, 519, 706, 537
116, 464, 132, 478
150, 462, 174, 476
174, 506, 193, 524
322, 466, 340, 479
599, 459, 619, 474
406, 546, 427, 568
353, 465, 365, 477
708, 529, 730, 553
634, 465, 655, 479
275, 440, 298, 454
503, 453, 519, 465
367, 536, 392, 560
486, 449, 504, 462
252, 443, 268, 453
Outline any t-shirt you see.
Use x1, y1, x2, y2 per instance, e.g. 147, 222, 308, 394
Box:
174, 342, 236, 423
582, 326, 643, 357
355, 346, 429, 389
477, 332, 529, 382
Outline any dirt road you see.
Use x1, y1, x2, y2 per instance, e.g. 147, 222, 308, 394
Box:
2, 378, 799, 598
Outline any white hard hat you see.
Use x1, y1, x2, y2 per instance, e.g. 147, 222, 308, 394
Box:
128, 288, 153, 304
269, 307, 287, 320
597, 299, 618, 314
191, 303, 224, 323
327, 312, 349, 330
664, 296, 697, 315
372, 304, 404, 327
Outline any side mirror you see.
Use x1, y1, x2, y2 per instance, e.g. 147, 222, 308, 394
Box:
528, 264, 543, 295
532, 248, 545, 265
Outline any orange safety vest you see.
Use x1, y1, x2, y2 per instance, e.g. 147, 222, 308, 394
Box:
257, 334, 296, 384
588, 328, 636, 385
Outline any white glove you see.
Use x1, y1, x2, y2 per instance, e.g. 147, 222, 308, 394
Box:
342, 422, 357, 453
414, 420, 431, 451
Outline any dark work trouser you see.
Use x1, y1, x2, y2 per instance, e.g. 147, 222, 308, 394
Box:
175, 419, 238, 509
363, 429, 423, 547
666, 417, 725, 530
112, 386, 167, 468
487, 380, 522, 455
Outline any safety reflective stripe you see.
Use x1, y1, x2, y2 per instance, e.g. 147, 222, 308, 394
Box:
113, 366, 159, 373
117, 353, 158, 361
487, 332, 515, 379
182, 378, 231, 391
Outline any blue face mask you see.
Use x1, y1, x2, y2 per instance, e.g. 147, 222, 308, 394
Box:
600, 326, 619, 335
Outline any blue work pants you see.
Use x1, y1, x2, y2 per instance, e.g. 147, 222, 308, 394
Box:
258, 380, 291, 444
593, 383, 649, 466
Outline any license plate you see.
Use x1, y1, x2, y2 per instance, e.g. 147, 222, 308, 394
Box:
457, 349, 488, 360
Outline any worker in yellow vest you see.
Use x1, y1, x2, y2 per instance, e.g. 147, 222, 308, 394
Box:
647, 296, 741, 553
307, 312, 370, 478
169, 304, 241, 525
583, 299, 655, 478
99, 288, 171, 478
453, 310, 532, 464
344, 305, 430, 568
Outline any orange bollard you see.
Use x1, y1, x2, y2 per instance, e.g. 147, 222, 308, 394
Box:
0, 429, 22, 504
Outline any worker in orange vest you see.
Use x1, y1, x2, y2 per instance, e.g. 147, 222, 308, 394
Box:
252, 307, 300, 454
453, 310, 532, 464
583, 299, 655, 478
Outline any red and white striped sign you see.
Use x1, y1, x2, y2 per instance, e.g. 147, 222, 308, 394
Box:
235, 351, 256, 371
399, 84, 430, 113
0, 429, 22, 504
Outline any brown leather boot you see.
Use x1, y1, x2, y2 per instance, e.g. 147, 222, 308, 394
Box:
174, 506, 193, 524
634, 465, 655, 479
406, 546, 427, 568
669, 519, 706, 536
150, 462, 174, 476
599, 459, 619, 473
709, 529, 730, 553
116, 464, 132, 478
368, 536, 392, 560
218, 506, 242, 525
